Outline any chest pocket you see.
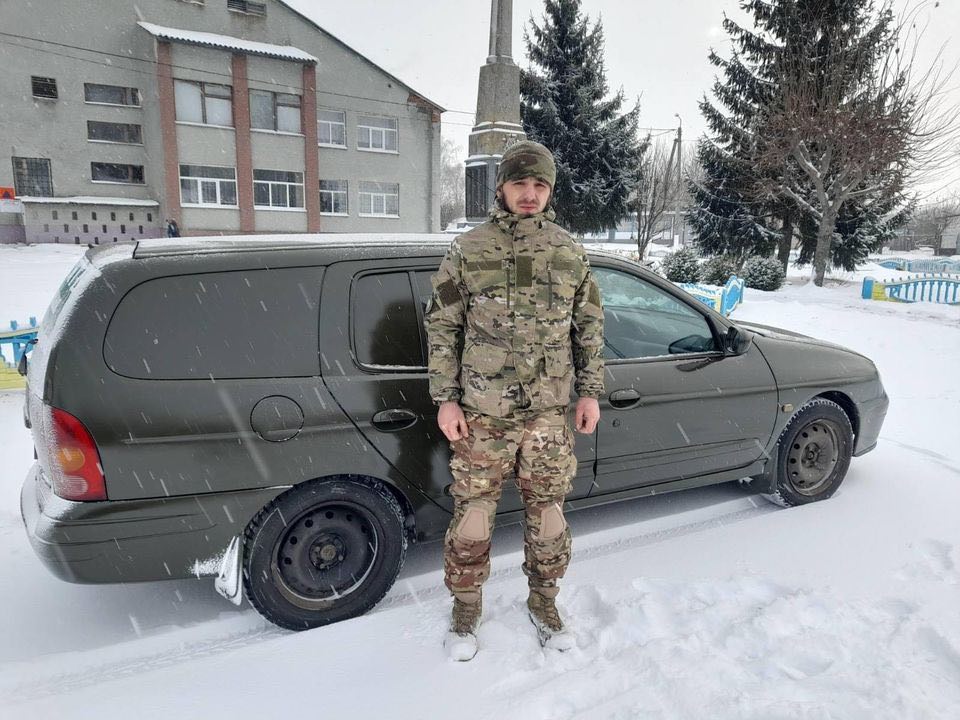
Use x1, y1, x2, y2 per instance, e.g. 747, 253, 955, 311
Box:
546, 257, 579, 312
464, 260, 506, 296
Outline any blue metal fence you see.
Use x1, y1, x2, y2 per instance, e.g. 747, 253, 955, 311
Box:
0, 318, 39, 368
676, 276, 745, 316
862, 275, 960, 305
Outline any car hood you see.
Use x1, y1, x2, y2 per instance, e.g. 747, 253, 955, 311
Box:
735, 321, 872, 362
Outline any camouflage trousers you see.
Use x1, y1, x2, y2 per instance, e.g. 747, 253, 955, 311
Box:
443, 407, 576, 603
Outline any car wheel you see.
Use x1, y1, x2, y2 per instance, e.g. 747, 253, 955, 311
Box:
762, 398, 854, 507
243, 476, 407, 630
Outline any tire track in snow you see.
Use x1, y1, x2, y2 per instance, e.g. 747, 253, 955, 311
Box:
2, 497, 774, 702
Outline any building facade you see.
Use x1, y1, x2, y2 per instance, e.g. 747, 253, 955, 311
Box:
0, 0, 443, 243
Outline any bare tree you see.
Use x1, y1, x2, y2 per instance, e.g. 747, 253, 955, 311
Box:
631, 135, 673, 258
907, 193, 960, 252
440, 138, 465, 230
753, 1, 957, 286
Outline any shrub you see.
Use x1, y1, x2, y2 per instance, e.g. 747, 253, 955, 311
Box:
743, 256, 786, 291
660, 247, 701, 283
700, 255, 739, 285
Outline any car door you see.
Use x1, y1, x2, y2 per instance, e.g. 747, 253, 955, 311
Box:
320, 257, 597, 515
590, 262, 778, 497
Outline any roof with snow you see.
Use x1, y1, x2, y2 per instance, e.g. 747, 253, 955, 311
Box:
20, 196, 160, 207
137, 21, 317, 64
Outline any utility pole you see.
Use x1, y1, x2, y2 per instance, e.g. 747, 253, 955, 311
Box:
674, 113, 683, 248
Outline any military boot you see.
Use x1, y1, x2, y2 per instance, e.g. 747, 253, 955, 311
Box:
444, 597, 482, 661
527, 591, 575, 651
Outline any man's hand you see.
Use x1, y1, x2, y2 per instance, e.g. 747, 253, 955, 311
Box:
574, 397, 600, 434
437, 401, 469, 441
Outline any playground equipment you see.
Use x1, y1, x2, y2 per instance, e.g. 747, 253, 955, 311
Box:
861, 275, 960, 305
675, 275, 745, 317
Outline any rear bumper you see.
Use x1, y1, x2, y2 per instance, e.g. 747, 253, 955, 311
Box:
20, 462, 285, 584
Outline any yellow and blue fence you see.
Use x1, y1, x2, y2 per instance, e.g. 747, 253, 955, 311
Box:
676, 275, 745, 316
0, 318, 38, 390
861, 275, 960, 305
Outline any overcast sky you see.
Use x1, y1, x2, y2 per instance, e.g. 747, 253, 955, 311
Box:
287, 0, 959, 198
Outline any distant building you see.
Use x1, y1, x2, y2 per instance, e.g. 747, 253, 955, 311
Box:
0, 0, 443, 244
941, 217, 959, 256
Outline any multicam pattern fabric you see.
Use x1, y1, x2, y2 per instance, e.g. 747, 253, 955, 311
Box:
425, 208, 605, 417
495, 140, 557, 189
443, 409, 576, 602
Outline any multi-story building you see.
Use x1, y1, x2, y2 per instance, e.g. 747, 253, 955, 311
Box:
0, 0, 444, 244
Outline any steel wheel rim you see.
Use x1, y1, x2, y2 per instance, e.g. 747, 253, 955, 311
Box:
786, 418, 842, 496
271, 502, 379, 610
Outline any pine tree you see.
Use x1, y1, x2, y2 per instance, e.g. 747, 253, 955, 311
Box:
520, 0, 643, 235
690, 1, 798, 269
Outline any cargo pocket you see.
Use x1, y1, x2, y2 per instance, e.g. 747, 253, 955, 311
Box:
460, 342, 510, 415
540, 343, 573, 408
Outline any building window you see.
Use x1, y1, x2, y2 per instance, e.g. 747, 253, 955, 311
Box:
227, 0, 266, 16
359, 181, 399, 217
320, 180, 348, 215
318, 110, 346, 147
31, 76, 58, 100
52, 210, 58, 220
91, 163, 145, 184
357, 116, 398, 152
174, 80, 233, 126
110, 212, 116, 221
179, 165, 237, 206
12, 157, 53, 195
91, 212, 97, 220
129, 213, 135, 221
71, 211, 78, 220
250, 91, 301, 133
147, 212, 153, 222
87, 121, 143, 144
84, 83, 140, 107
254, 169, 304, 209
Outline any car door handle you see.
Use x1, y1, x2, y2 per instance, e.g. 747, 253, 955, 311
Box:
608, 389, 642, 409
372, 408, 418, 432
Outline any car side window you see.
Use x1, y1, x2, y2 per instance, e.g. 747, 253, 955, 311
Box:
593, 267, 718, 359
353, 272, 425, 368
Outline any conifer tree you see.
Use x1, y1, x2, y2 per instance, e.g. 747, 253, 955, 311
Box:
520, 0, 643, 235
690, 0, 799, 269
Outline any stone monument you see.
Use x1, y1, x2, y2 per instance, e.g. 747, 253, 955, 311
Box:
465, 0, 527, 223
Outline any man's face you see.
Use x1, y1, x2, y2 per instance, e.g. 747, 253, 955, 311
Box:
499, 176, 551, 215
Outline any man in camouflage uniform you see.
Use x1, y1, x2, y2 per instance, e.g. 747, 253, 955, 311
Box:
425, 140, 604, 658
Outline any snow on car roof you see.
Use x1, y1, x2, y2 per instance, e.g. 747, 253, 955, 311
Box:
133, 234, 453, 258
137, 22, 318, 63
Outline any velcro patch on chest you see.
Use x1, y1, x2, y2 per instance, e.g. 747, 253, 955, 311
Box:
465, 260, 504, 271
516, 256, 533, 288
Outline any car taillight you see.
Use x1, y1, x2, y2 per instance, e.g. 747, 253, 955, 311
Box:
45, 406, 107, 502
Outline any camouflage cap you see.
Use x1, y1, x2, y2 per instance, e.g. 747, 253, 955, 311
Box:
496, 140, 556, 190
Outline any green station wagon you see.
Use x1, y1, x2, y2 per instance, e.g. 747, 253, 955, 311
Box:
20, 236, 888, 629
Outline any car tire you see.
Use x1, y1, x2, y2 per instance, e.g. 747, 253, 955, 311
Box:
762, 398, 854, 508
242, 476, 407, 630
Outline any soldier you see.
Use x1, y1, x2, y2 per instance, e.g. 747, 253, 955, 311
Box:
425, 140, 605, 661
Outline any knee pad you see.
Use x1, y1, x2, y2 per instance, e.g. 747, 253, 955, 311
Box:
454, 504, 490, 542
537, 503, 566, 541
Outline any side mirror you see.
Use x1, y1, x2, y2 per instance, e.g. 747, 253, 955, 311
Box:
724, 325, 751, 356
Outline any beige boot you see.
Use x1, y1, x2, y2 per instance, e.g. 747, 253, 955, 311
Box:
445, 597, 482, 661
527, 591, 575, 651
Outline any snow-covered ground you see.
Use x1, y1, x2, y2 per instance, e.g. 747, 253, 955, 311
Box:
1, 244, 959, 719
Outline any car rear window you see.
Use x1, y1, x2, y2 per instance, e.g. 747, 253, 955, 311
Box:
104, 267, 323, 379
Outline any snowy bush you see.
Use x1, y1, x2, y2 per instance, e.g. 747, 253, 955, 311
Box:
742, 256, 786, 291
660, 248, 701, 283
700, 255, 739, 286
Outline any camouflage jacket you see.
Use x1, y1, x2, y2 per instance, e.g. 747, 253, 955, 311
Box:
425, 207, 605, 417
